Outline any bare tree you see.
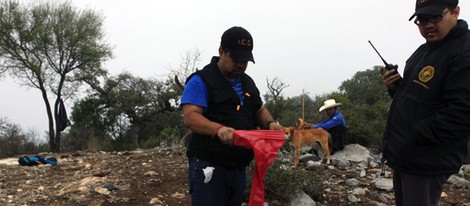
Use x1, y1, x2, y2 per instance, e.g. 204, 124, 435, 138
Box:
266, 77, 289, 101
170, 47, 203, 91
167, 48, 203, 145
264, 77, 289, 120
0, 1, 113, 152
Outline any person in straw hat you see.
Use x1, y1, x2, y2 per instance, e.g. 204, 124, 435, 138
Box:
311, 99, 347, 154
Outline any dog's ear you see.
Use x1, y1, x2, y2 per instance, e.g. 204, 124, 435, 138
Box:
290, 127, 295, 136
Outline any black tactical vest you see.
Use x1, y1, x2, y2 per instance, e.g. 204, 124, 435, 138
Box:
186, 57, 262, 169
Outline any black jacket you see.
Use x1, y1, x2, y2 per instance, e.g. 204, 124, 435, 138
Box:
382, 20, 470, 175
186, 57, 263, 169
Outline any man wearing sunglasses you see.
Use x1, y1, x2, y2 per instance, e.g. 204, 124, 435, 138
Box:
380, 0, 470, 205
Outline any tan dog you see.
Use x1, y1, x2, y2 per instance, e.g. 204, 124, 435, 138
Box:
284, 127, 331, 167
295, 118, 315, 130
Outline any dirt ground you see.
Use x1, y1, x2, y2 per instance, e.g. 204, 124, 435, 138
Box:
0, 147, 469, 206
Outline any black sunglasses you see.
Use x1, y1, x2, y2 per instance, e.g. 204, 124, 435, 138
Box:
414, 10, 450, 26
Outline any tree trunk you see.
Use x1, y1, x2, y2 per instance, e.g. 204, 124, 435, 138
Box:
40, 88, 58, 152
130, 123, 141, 145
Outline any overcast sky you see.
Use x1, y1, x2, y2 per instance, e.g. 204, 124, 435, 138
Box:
2, 0, 470, 134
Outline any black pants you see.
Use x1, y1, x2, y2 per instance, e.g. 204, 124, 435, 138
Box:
328, 125, 347, 152
392, 169, 450, 206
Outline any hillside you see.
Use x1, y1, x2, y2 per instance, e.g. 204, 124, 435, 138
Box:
0, 145, 469, 206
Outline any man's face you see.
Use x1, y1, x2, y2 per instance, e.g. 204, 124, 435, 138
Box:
417, 6, 460, 43
324, 107, 335, 117
218, 48, 248, 80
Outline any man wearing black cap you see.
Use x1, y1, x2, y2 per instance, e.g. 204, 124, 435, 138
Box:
181, 26, 283, 206
381, 0, 470, 205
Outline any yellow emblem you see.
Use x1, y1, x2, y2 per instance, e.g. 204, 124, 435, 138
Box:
418, 66, 434, 83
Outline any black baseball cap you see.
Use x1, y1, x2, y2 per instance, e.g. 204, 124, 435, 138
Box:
409, 0, 458, 21
220, 26, 255, 63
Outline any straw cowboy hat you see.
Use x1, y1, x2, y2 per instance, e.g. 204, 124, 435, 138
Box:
319, 99, 342, 112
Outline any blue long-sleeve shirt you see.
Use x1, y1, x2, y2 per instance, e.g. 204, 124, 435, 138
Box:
313, 111, 346, 130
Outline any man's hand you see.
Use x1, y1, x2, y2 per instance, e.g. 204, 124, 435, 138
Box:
268, 122, 284, 131
217, 126, 235, 145
381, 68, 401, 91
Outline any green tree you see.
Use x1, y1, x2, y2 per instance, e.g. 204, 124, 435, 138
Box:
0, 1, 112, 152
0, 117, 26, 157
0, 117, 47, 157
339, 66, 390, 105
276, 94, 317, 127
72, 72, 182, 148
64, 96, 110, 151
338, 67, 390, 148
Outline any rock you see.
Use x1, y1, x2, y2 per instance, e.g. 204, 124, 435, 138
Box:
300, 153, 320, 163
447, 175, 470, 188
305, 161, 322, 171
345, 178, 359, 186
145, 171, 158, 176
95, 187, 110, 195
356, 161, 369, 170
352, 187, 367, 195
332, 144, 372, 162
347, 194, 360, 203
359, 169, 366, 177
373, 177, 393, 192
149, 197, 164, 205
171, 192, 185, 198
333, 159, 349, 170
461, 165, 470, 176
84, 163, 92, 170
289, 191, 316, 206
345, 169, 360, 178
100, 183, 117, 191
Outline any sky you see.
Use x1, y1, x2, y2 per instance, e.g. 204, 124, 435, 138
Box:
1, 0, 470, 134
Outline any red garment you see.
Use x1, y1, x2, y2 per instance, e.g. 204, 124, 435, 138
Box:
233, 130, 285, 206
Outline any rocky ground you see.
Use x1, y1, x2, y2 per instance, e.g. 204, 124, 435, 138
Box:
0, 144, 469, 206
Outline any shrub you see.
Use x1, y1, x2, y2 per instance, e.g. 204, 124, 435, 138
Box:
86, 137, 113, 152
141, 135, 161, 149
245, 159, 324, 204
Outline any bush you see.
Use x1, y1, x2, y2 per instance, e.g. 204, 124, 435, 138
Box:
141, 128, 183, 149
245, 159, 324, 204
86, 137, 114, 152
141, 135, 161, 149
159, 127, 182, 146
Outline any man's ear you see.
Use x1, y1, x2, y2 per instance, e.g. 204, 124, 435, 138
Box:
453, 6, 460, 19
218, 47, 224, 56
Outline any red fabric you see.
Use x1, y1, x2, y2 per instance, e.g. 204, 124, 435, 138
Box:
233, 130, 285, 206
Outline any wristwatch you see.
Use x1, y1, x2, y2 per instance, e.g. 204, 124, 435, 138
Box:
266, 120, 279, 128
